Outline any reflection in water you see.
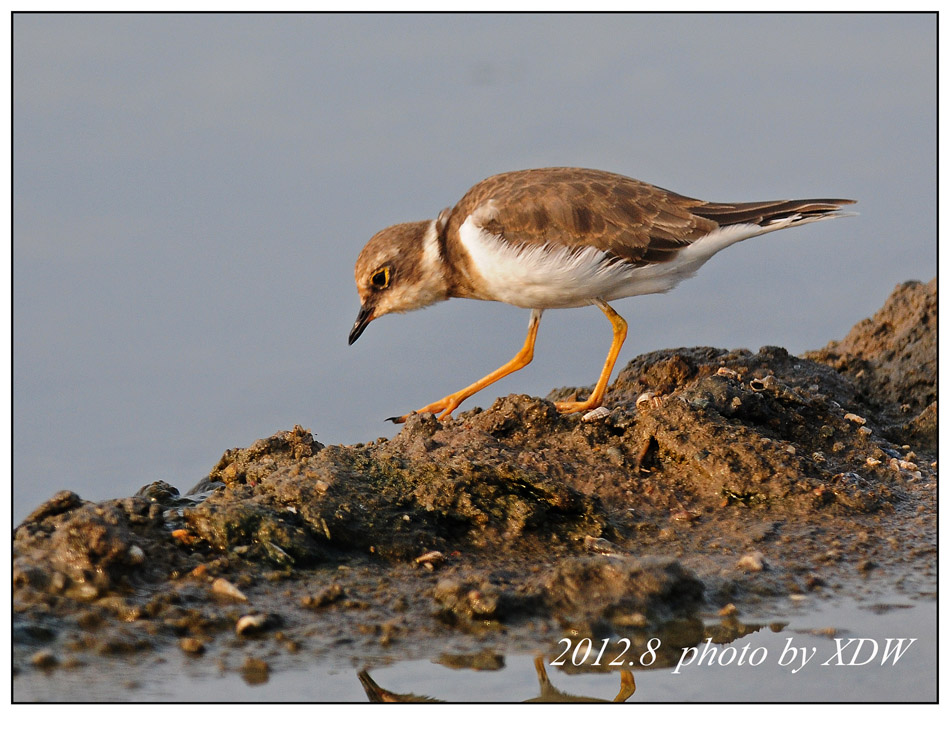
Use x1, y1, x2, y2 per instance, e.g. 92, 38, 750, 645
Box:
358, 656, 636, 703
12, 598, 933, 701
356, 617, 773, 702
527, 657, 636, 703
358, 670, 442, 703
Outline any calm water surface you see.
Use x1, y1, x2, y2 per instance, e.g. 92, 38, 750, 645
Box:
14, 595, 935, 702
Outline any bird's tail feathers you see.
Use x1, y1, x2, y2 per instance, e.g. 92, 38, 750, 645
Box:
693, 198, 856, 230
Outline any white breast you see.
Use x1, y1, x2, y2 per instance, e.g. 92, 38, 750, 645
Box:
458, 215, 769, 309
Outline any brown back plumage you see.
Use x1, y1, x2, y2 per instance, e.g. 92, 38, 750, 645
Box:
443, 167, 854, 267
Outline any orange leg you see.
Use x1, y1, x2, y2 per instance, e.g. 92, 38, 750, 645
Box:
554, 299, 627, 414
389, 309, 543, 423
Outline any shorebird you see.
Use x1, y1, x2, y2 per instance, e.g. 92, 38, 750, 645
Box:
349, 167, 853, 423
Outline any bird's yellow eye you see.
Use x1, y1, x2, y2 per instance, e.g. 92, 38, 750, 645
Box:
371, 267, 390, 289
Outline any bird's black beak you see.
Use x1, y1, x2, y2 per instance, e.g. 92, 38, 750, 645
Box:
348, 304, 375, 345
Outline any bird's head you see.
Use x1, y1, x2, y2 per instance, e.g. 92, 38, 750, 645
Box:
349, 219, 449, 345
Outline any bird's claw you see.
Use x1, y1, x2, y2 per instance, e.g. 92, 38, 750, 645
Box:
386, 400, 459, 424
555, 397, 601, 415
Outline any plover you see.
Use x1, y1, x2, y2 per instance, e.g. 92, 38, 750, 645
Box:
349, 167, 853, 422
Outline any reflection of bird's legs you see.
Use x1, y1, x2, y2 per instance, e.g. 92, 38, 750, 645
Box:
533, 655, 552, 691
390, 309, 543, 423
613, 670, 637, 702
532, 655, 637, 703
357, 670, 441, 703
554, 299, 627, 414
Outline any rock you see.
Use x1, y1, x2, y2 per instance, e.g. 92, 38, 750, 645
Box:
21, 491, 85, 525
134, 481, 181, 503
183, 493, 327, 567
543, 556, 704, 626
179, 637, 205, 655
31, 649, 59, 669
433, 578, 507, 622
807, 278, 936, 450
13, 492, 175, 596
300, 584, 345, 609
737, 552, 768, 572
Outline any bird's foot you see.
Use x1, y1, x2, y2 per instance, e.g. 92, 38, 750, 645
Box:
386, 395, 462, 424
554, 394, 603, 415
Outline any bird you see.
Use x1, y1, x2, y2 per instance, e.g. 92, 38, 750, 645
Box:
349, 167, 854, 423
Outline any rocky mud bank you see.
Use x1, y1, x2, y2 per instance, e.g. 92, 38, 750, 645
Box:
13, 280, 936, 695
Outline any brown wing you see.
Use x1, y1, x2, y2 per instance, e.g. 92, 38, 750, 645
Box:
448, 167, 854, 266
448, 167, 716, 266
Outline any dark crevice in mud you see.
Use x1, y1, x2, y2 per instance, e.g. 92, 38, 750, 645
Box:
13, 279, 937, 688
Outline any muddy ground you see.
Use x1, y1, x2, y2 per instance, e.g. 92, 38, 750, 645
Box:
13, 279, 937, 696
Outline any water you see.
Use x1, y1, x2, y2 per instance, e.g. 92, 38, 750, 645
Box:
13, 595, 936, 702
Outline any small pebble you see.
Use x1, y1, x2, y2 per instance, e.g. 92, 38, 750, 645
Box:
844, 413, 867, 425
179, 637, 205, 655
671, 509, 701, 523
300, 584, 345, 609
212, 578, 248, 602
584, 536, 620, 554
50, 571, 67, 593
236, 614, 270, 636
171, 528, 200, 545
73, 583, 100, 602
414, 551, 445, 568
612, 612, 648, 628
31, 649, 58, 669
737, 551, 767, 572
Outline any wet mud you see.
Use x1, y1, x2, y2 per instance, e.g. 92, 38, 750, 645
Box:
13, 280, 937, 698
